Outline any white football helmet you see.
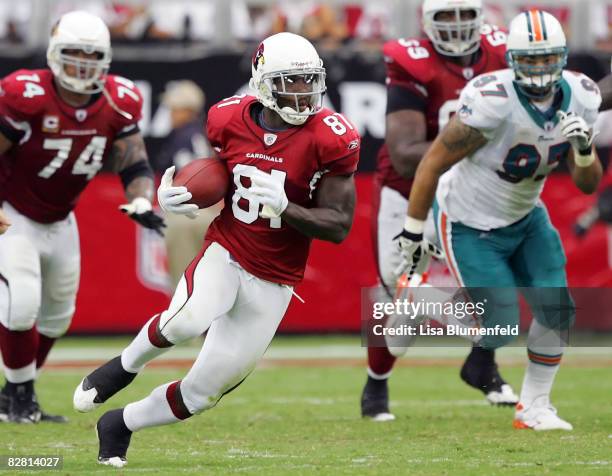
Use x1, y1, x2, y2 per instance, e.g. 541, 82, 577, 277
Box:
422, 0, 483, 57
250, 32, 326, 126
47, 10, 112, 94
506, 10, 568, 99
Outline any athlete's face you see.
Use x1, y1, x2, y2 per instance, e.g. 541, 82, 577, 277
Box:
61, 49, 103, 80
273, 74, 315, 112
515, 53, 563, 70
434, 9, 478, 41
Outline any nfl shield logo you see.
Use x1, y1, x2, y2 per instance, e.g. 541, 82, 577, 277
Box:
75, 109, 88, 122
264, 133, 277, 146
462, 68, 474, 80
544, 121, 554, 132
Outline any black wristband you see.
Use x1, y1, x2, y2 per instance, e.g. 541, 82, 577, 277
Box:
119, 160, 154, 189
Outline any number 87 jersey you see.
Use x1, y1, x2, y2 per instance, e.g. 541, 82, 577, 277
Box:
0, 69, 142, 223
437, 68, 601, 231
205, 95, 360, 286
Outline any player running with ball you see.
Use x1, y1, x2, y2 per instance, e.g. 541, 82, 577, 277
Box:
73, 32, 361, 466
396, 10, 601, 430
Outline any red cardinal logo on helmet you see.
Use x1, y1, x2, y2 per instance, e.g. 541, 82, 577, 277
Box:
253, 42, 265, 70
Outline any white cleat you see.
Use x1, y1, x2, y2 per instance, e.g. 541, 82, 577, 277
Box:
98, 456, 127, 468
486, 384, 519, 406
371, 412, 396, 422
513, 396, 573, 431
73, 378, 101, 413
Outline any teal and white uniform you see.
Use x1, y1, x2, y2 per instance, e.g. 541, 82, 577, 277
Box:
433, 69, 601, 348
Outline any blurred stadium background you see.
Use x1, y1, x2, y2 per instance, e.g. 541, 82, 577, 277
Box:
1, 0, 611, 334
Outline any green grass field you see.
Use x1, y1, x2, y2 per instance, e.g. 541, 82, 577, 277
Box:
2, 336, 612, 475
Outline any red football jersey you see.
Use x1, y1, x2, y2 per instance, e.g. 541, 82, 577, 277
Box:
205, 95, 360, 285
0, 69, 143, 223
377, 27, 507, 197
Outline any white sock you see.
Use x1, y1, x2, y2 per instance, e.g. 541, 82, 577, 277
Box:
520, 320, 564, 407
123, 382, 182, 432
121, 315, 172, 373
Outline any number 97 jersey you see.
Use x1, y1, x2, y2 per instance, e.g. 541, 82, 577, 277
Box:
205, 95, 360, 286
437, 69, 601, 231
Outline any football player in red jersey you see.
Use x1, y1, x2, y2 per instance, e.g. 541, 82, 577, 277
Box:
361, 0, 519, 421
0, 11, 164, 424
73, 32, 360, 467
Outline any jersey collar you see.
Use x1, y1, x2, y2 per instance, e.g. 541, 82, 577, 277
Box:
513, 79, 571, 130
243, 102, 307, 148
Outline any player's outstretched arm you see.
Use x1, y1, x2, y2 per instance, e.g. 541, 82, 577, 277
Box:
598, 74, 612, 111
395, 116, 486, 277
386, 109, 431, 179
110, 132, 166, 235
407, 116, 487, 221
282, 174, 356, 244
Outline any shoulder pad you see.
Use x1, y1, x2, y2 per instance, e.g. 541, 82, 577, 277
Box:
311, 108, 361, 167
457, 70, 513, 132
207, 95, 255, 151
478, 24, 508, 62
0, 69, 50, 116
383, 38, 437, 85
563, 71, 602, 113
105, 75, 143, 123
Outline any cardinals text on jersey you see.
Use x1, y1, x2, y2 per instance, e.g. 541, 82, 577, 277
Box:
205, 95, 360, 285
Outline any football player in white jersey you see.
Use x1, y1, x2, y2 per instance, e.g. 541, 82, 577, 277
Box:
397, 10, 601, 430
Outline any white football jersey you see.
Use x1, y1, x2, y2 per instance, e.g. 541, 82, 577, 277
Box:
437, 68, 601, 230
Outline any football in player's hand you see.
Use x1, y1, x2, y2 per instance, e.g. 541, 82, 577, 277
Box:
173, 158, 229, 209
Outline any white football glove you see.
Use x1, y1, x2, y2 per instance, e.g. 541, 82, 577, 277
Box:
157, 166, 199, 218
557, 111, 593, 153
248, 170, 288, 219
119, 197, 166, 236
394, 221, 444, 279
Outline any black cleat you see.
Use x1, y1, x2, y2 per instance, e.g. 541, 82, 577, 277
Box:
460, 347, 519, 406
0, 388, 10, 422
97, 408, 132, 468
73, 356, 137, 412
8, 382, 41, 424
40, 410, 68, 423
360, 376, 395, 421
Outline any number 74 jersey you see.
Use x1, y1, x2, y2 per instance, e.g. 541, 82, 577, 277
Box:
437, 68, 601, 231
205, 95, 360, 286
0, 69, 142, 223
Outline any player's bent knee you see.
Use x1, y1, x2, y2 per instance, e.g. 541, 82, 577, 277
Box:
158, 307, 208, 344
37, 312, 73, 338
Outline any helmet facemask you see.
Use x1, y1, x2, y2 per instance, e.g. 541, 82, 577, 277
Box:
48, 44, 111, 94
256, 68, 326, 125
506, 48, 567, 99
424, 7, 483, 56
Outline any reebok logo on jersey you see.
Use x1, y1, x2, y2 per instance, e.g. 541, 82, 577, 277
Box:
245, 152, 284, 163
348, 139, 359, 150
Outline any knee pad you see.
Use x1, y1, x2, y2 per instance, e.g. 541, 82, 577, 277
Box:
36, 312, 73, 338
529, 288, 576, 331
159, 305, 209, 344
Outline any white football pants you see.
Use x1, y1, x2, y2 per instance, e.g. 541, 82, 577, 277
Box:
122, 241, 293, 428
0, 202, 80, 337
